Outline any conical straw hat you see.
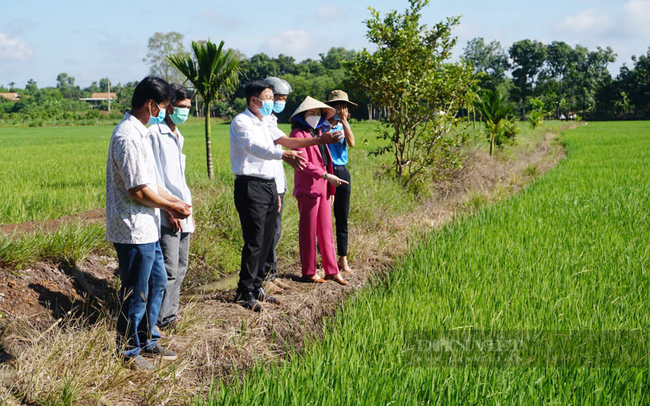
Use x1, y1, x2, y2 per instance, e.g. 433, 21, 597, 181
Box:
289, 96, 336, 122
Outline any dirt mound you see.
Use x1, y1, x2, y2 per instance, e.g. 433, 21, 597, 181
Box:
0, 209, 105, 236
0, 255, 117, 321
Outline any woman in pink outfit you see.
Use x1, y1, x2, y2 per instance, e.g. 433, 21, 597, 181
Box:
289, 97, 349, 285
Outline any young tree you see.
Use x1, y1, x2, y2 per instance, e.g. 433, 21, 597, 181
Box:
474, 90, 512, 155
168, 40, 241, 179
144, 32, 188, 84
348, 0, 476, 184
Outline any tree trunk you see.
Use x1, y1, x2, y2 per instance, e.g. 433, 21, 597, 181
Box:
204, 101, 214, 179
471, 106, 476, 129
490, 133, 495, 156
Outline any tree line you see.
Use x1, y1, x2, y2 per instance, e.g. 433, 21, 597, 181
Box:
463, 38, 650, 120
2, 31, 649, 126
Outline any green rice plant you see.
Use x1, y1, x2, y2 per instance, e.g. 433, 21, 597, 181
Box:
0, 224, 107, 268
208, 121, 650, 405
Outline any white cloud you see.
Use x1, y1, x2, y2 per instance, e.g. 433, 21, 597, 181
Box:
623, 0, 650, 35
555, 8, 613, 35
0, 32, 32, 62
263, 30, 312, 58
316, 6, 344, 20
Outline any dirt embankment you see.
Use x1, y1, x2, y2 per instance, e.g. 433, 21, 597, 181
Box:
0, 126, 572, 405
0, 209, 106, 236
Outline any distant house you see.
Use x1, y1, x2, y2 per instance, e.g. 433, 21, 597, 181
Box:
0, 93, 21, 102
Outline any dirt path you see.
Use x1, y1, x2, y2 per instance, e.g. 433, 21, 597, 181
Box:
0, 209, 105, 235
0, 126, 573, 405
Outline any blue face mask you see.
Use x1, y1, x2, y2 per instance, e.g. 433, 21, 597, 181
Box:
148, 102, 166, 125
258, 98, 274, 117
273, 101, 286, 114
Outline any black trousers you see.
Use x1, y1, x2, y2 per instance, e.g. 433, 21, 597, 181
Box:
332, 165, 351, 257
234, 176, 278, 294
263, 192, 284, 282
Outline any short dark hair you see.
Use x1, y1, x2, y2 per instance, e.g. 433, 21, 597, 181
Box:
171, 83, 192, 102
131, 76, 175, 109
245, 80, 272, 105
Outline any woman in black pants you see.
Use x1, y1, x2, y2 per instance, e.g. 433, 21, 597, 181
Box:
324, 90, 356, 273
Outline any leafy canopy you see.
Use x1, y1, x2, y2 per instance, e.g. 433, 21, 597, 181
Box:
348, 0, 476, 185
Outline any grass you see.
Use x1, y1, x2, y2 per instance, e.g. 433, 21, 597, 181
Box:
0, 223, 107, 269
205, 121, 650, 405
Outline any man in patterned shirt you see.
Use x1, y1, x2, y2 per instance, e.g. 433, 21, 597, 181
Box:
106, 77, 192, 371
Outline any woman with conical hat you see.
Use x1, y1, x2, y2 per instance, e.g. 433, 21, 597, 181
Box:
322, 90, 357, 274
289, 96, 349, 285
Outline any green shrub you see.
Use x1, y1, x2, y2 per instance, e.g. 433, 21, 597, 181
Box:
527, 110, 544, 129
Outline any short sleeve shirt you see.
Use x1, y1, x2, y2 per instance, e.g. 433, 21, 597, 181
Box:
105, 112, 160, 244
323, 121, 348, 166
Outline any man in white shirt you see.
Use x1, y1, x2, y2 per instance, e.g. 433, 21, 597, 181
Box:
106, 77, 191, 371
230, 80, 342, 311
149, 84, 194, 330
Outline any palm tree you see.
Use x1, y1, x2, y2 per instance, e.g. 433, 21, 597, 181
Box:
474, 90, 511, 155
168, 40, 240, 179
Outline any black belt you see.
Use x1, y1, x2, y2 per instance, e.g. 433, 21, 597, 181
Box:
236, 175, 275, 184
333, 165, 347, 169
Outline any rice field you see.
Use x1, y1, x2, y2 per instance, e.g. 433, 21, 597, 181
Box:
209, 121, 650, 405
0, 119, 419, 276
0, 119, 400, 224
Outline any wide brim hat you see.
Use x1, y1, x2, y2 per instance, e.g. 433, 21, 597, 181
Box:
289, 96, 336, 122
325, 89, 358, 107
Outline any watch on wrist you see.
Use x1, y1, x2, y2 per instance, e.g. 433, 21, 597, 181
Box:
323, 173, 328, 180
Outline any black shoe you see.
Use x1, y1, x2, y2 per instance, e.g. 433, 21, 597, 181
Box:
254, 287, 279, 304
234, 290, 262, 312
140, 343, 177, 361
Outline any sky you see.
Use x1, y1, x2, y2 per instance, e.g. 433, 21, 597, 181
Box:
0, 0, 649, 88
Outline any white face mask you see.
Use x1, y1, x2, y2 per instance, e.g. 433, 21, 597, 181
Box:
305, 115, 321, 129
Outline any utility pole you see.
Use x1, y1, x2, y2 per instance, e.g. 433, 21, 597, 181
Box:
108, 78, 111, 112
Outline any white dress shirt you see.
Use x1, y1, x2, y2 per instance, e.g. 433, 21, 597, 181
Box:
149, 122, 194, 233
263, 114, 287, 194
229, 108, 284, 180
106, 112, 160, 244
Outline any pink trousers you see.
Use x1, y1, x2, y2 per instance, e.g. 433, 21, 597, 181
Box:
296, 194, 340, 276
